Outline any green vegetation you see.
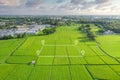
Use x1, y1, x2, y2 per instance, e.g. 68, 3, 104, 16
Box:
79, 24, 96, 40
87, 65, 120, 79
0, 33, 26, 40
96, 35, 120, 59
42, 27, 56, 35
95, 21, 120, 33
0, 24, 120, 80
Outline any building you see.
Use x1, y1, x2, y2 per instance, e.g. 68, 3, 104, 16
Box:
0, 22, 6, 26
15, 28, 28, 34
26, 24, 51, 34
104, 30, 114, 34
0, 24, 51, 38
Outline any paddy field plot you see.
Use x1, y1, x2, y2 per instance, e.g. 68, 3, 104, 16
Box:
0, 25, 120, 80
96, 35, 120, 58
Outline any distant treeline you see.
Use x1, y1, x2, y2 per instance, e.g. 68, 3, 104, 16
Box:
0, 16, 74, 27
1, 16, 120, 33
0, 33, 26, 40
95, 22, 120, 33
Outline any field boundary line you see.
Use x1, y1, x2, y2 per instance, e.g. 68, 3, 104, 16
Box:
27, 46, 45, 79
66, 46, 72, 80
86, 45, 107, 65
2, 38, 27, 64
35, 45, 45, 66
75, 46, 81, 56
50, 42, 56, 80
45, 44, 75, 46
87, 44, 120, 77
95, 41, 120, 77
75, 45, 88, 63
108, 65, 120, 77
27, 66, 35, 80
84, 65, 94, 80
4, 65, 17, 80
36, 46, 44, 56
35, 64, 120, 66
38, 56, 83, 57
96, 41, 120, 63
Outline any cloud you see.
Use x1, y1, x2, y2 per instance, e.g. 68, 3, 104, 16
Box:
56, 0, 64, 3
95, 0, 109, 4
58, 4, 75, 10
25, 0, 43, 7
71, 0, 110, 5
0, 0, 21, 6
70, 0, 111, 10
0, 0, 119, 15
71, 0, 85, 5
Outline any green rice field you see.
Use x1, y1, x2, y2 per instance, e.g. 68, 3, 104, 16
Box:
0, 25, 120, 80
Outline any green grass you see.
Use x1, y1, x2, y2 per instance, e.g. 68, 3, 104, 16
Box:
70, 65, 92, 80
13, 49, 36, 56
67, 46, 80, 56
110, 65, 120, 75
70, 57, 86, 64
0, 24, 120, 79
87, 65, 120, 79
77, 43, 97, 56
53, 57, 69, 65
6, 56, 37, 64
0, 64, 15, 80
96, 35, 120, 58
85, 56, 105, 64
51, 66, 71, 80
37, 57, 54, 65
5, 65, 32, 80
90, 46, 105, 56
55, 46, 67, 56
40, 46, 55, 56
29, 66, 51, 80
0, 39, 24, 56
0, 39, 24, 63
101, 56, 119, 64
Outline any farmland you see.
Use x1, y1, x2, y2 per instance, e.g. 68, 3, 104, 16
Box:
0, 24, 120, 80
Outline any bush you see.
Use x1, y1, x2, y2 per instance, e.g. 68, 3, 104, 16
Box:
42, 27, 56, 35
1, 35, 14, 40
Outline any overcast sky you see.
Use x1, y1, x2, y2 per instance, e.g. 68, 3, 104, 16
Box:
0, 0, 120, 15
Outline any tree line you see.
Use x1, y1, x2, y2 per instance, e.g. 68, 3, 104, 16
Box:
78, 24, 96, 40
0, 33, 26, 40
42, 27, 56, 35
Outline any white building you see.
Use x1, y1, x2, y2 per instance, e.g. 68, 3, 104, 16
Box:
0, 24, 51, 38
26, 24, 51, 34
15, 28, 28, 34
104, 30, 114, 34
0, 22, 6, 26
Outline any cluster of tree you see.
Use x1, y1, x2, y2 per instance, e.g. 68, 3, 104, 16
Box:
0, 26, 6, 29
0, 33, 26, 40
108, 22, 120, 33
41, 19, 74, 26
16, 33, 26, 38
98, 29, 105, 34
42, 27, 56, 35
1, 35, 14, 40
0, 16, 77, 27
0, 25, 17, 29
95, 21, 120, 33
79, 24, 96, 40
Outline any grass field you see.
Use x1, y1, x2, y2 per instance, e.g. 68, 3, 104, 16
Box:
0, 24, 120, 80
96, 35, 120, 58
